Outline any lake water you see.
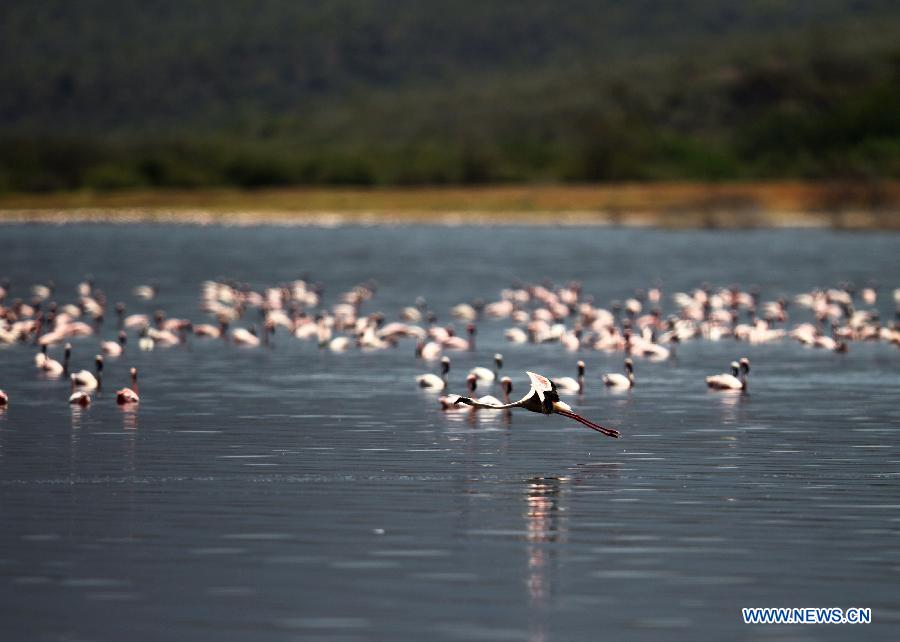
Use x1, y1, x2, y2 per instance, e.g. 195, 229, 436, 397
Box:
1, 224, 898, 640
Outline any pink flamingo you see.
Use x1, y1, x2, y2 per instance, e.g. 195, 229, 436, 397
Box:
101, 331, 127, 356
116, 367, 140, 404
68, 375, 91, 406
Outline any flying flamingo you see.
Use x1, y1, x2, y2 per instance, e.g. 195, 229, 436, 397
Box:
452, 371, 620, 437
116, 367, 140, 404
68, 375, 91, 406
603, 358, 634, 388
553, 360, 585, 393
417, 356, 450, 390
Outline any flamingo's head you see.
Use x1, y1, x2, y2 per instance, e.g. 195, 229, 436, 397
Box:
500, 376, 512, 396
440, 356, 450, 374
577, 360, 585, 376
739, 357, 750, 374
494, 353, 503, 369
624, 358, 634, 373
466, 374, 477, 394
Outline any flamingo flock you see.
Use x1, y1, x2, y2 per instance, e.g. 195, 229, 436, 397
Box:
0, 276, 897, 437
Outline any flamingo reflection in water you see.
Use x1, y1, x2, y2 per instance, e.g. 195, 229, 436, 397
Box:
524, 476, 568, 642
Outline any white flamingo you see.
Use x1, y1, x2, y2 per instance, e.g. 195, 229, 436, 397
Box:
72, 355, 103, 391
417, 357, 450, 390
706, 358, 750, 391
43, 344, 71, 378
705, 361, 741, 389
470, 353, 503, 382
553, 360, 585, 393
603, 358, 634, 388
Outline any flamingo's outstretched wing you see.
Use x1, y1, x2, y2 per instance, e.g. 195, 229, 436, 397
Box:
526, 371, 554, 403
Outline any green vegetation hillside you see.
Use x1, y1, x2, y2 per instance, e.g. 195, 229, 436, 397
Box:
2, 1, 900, 190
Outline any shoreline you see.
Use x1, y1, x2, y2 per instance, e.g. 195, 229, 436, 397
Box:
1, 182, 899, 229
1, 208, 895, 229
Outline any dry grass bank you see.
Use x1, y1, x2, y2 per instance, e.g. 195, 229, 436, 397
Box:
1, 181, 899, 228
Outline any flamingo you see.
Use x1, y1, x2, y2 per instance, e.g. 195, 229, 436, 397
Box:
553, 360, 585, 393
138, 328, 155, 351
452, 371, 619, 437
124, 314, 150, 329
72, 355, 103, 391
706, 361, 741, 389
0, 389, 8, 406
116, 367, 140, 404
68, 375, 91, 406
706, 358, 750, 391
417, 356, 450, 390
417, 340, 442, 360
101, 331, 126, 356
194, 320, 227, 339
43, 344, 71, 377
442, 324, 476, 351
603, 358, 634, 388
470, 353, 503, 382
439, 374, 477, 410
34, 344, 48, 368
470, 375, 504, 408
232, 327, 261, 347
505, 328, 528, 344
133, 284, 157, 300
